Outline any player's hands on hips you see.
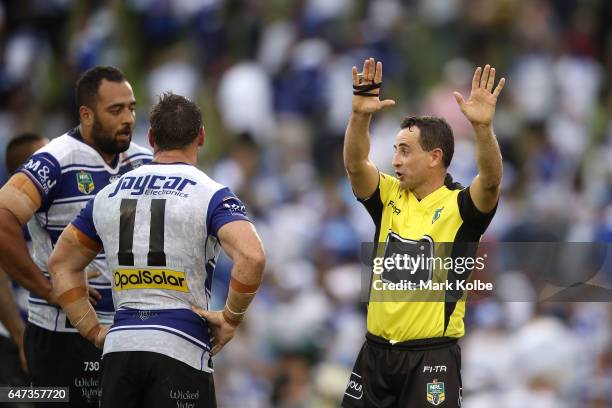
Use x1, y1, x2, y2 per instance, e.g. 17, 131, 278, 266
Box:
453, 64, 505, 128
351, 57, 395, 115
191, 306, 236, 356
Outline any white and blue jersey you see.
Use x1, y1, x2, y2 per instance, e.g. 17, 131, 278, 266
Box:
71, 162, 249, 372
16, 127, 152, 332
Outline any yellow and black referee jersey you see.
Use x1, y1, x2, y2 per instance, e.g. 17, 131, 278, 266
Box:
359, 172, 497, 343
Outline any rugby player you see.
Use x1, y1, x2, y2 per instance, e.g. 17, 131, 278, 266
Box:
0, 67, 152, 407
48, 92, 265, 408
0, 133, 48, 387
342, 58, 504, 407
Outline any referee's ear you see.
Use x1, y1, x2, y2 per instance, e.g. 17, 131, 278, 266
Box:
429, 147, 444, 168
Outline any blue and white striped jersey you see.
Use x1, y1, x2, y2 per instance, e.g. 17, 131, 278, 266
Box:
72, 162, 249, 372
17, 127, 152, 332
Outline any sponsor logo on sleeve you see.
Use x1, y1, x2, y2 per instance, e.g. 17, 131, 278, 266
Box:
23, 158, 57, 194
222, 197, 247, 216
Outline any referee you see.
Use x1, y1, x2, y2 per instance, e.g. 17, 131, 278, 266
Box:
342, 58, 504, 407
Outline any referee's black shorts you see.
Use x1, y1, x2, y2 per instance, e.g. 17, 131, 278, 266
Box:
342, 333, 462, 408
23, 322, 102, 408
100, 351, 216, 408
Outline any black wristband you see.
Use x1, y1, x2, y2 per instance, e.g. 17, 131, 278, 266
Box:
353, 82, 382, 96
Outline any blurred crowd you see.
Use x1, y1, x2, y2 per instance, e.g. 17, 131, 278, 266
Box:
0, 0, 611, 407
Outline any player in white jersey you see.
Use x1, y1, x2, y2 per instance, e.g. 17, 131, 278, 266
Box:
0, 66, 152, 407
0, 133, 48, 390
48, 92, 265, 408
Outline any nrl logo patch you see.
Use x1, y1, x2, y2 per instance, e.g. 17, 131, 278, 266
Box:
426, 379, 445, 406
76, 171, 95, 194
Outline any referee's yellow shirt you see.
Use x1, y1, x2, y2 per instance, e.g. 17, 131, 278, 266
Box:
359, 172, 496, 342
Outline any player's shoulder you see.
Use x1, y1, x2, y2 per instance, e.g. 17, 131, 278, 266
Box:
32, 128, 126, 169
95, 160, 150, 193
32, 132, 81, 164
182, 165, 226, 192
169, 165, 233, 201
436, 175, 465, 201
117, 142, 152, 169
379, 172, 401, 196
123, 142, 153, 159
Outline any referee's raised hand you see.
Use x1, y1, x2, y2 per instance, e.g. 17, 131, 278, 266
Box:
453, 64, 506, 128
351, 57, 395, 114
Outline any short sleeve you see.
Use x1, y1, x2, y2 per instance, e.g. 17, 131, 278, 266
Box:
357, 172, 399, 223
457, 186, 497, 234
207, 187, 250, 238
16, 152, 61, 206
71, 198, 102, 245
378, 172, 400, 205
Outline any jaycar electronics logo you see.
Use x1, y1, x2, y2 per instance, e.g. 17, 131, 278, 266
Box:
114, 268, 189, 292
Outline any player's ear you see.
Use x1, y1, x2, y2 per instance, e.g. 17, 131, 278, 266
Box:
79, 106, 94, 127
197, 127, 205, 146
147, 128, 155, 149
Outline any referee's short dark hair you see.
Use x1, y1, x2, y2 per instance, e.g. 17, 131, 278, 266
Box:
400, 116, 454, 168
76, 66, 127, 108
149, 92, 203, 151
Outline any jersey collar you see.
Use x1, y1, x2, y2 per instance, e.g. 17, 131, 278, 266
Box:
147, 161, 193, 166
410, 184, 449, 207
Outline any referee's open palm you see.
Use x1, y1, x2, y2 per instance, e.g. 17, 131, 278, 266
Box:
351, 57, 395, 114
454, 64, 505, 127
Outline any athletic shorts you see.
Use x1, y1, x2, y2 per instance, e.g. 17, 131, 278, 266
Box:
0, 335, 28, 386
342, 333, 462, 408
0, 334, 33, 408
23, 322, 102, 408
100, 351, 216, 408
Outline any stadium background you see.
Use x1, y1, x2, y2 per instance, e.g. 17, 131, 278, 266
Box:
0, 0, 610, 407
